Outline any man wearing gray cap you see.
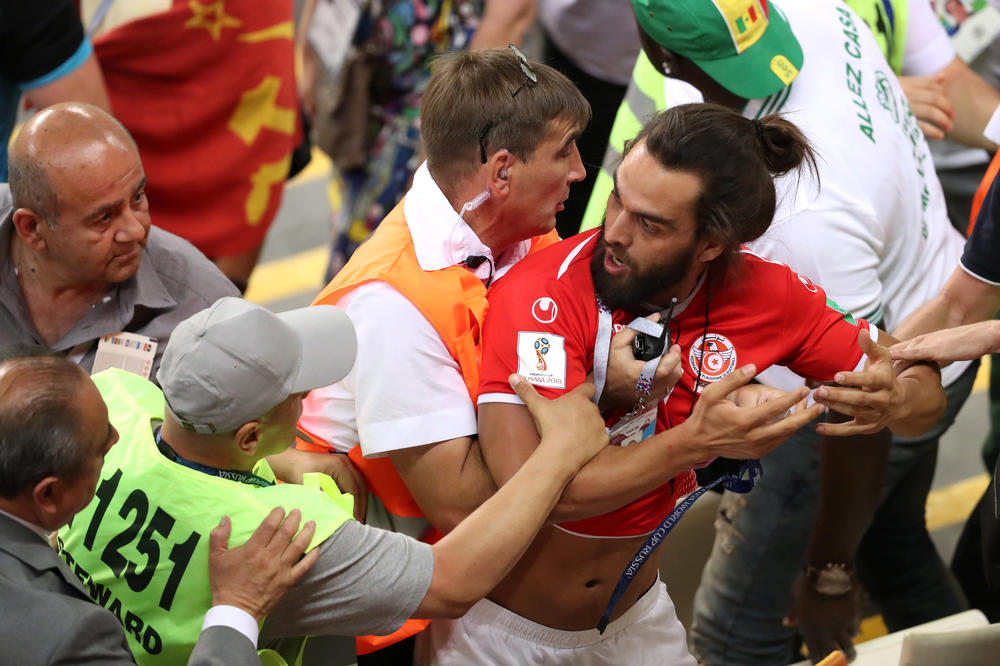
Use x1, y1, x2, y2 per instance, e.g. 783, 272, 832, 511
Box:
58, 297, 610, 665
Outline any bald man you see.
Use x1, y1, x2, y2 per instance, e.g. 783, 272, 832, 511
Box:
0, 102, 239, 381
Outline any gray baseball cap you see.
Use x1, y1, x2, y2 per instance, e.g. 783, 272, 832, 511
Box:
157, 297, 356, 434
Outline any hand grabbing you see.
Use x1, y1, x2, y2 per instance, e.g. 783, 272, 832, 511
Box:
508, 374, 608, 471
814, 330, 902, 436
683, 364, 824, 460
600, 313, 683, 410
898, 73, 953, 140
208, 508, 320, 622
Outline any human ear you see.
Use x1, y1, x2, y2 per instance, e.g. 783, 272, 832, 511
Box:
487, 150, 514, 195
697, 238, 725, 264
233, 421, 262, 457
31, 476, 67, 530
11, 208, 48, 251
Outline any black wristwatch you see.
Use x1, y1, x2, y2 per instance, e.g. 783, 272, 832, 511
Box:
804, 563, 856, 596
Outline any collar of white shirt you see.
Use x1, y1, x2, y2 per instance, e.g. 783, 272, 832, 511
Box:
403, 163, 534, 284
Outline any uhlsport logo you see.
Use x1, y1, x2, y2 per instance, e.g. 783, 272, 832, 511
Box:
531, 297, 559, 324
689, 333, 738, 392
534, 337, 550, 371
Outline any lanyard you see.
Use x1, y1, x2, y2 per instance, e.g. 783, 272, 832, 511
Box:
592, 296, 667, 407
154, 428, 275, 488
596, 459, 762, 633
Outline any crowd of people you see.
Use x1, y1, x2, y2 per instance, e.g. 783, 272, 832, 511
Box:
2, 1, 1000, 665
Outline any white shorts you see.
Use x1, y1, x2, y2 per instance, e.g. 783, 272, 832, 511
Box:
413, 579, 696, 665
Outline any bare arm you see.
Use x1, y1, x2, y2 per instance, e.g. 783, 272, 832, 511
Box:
468, 0, 535, 49
785, 421, 891, 662
898, 57, 1000, 149
388, 436, 497, 534
892, 266, 1000, 342
25, 51, 111, 113
267, 447, 368, 522
480, 364, 824, 522
940, 56, 1000, 151
414, 377, 607, 617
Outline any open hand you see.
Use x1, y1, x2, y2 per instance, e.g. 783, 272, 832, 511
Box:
509, 374, 608, 470
684, 364, 824, 460
209, 508, 320, 622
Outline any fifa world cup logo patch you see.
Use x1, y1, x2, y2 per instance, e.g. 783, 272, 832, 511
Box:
689, 333, 738, 393
534, 337, 550, 371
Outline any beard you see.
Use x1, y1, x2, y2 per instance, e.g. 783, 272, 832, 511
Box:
590, 228, 696, 312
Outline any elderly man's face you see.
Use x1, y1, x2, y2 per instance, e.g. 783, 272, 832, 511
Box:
43, 141, 151, 284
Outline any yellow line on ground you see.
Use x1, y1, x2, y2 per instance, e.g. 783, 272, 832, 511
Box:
973, 354, 992, 393
926, 473, 991, 532
245, 245, 329, 306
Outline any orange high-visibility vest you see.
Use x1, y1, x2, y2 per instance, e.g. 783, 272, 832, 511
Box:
297, 198, 558, 654
970, 151, 1000, 235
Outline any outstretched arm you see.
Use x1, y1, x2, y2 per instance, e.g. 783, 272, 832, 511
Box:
480, 364, 824, 522
414, 376, 607, 617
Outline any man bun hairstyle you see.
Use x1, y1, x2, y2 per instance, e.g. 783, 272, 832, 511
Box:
421, 48, 590, 188
752, 114, 815, 178
627, 103, 817, 274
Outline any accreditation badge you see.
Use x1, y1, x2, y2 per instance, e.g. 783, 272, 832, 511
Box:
93, 332, 158, 379
607, 403, 658, 448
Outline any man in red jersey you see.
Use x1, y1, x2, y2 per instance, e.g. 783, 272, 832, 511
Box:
415, 105, 947, 664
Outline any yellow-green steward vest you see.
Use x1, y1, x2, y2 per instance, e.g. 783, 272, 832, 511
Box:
581, 52, 668, 232
58, 369, 354, 665
581, 0, 906, 233
844, 0, 908, 75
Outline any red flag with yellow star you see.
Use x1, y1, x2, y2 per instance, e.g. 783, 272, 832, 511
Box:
92, 0, 300, 258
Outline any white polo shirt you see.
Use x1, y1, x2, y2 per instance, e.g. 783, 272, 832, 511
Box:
299, 164, 532, 457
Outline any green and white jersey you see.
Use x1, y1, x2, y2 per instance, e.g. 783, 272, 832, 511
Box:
747, 0, 965, 389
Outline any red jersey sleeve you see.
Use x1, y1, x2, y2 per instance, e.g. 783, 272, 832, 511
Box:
779, 269, 871, 381
478, 272, 596, 404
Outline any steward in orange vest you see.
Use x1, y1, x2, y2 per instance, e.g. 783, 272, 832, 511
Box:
293, 46, 590, 659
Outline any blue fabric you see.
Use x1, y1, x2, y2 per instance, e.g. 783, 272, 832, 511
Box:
963, 170, 1000, 284
690, 362, 978, 665
20, 36, 92, 91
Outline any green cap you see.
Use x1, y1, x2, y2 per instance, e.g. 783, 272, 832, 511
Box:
633, 0, 803, 99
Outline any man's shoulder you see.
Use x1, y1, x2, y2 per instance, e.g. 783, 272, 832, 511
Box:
143, 227, 239, 300
496, 231, 599, 295
0, 571, 132, 663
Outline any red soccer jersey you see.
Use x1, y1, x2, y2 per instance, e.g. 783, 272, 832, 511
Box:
478, 232, 870, 538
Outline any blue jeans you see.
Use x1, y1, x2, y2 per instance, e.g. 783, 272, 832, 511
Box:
689, 362, 978, 665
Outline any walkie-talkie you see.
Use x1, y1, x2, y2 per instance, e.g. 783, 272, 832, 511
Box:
632, 298, 677, 361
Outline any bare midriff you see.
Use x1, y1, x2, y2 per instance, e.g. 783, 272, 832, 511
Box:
486, 524, 657, 630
